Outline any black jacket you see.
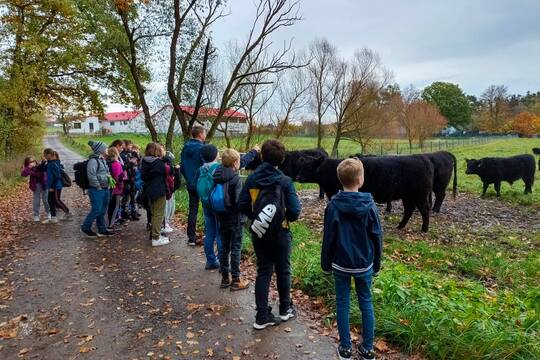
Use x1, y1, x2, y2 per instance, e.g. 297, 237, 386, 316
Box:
213, 165, 243, 227
141, 156, 167, 201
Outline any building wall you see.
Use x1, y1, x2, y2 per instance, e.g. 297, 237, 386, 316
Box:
68, 116, 100, 134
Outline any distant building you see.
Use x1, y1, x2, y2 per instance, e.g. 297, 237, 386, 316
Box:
100, 111, 142, 134
68, 116, 100, 134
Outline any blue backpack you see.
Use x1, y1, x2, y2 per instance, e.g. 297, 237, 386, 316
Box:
210, 183, 227, 213
196, 163, 220, 207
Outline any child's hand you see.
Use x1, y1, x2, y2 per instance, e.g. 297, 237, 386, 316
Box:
48, 189, 54, 192
252, 145, 260, 152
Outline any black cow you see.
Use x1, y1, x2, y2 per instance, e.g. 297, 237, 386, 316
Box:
296, 155, 434, 232
533, 148, 540, 170
245, 148, 329, 199
465, 155, 535, 196
352, 151, 457, 213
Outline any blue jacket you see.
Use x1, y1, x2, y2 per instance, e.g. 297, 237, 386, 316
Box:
322, 191, 383, 276
238, 162, 301, 225
180, 139, 204, 190
46, 159, 64, 190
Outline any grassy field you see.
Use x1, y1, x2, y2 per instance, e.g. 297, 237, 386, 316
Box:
61, 134, 540, 359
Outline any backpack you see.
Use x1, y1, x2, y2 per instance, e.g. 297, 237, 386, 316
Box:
196, 163, 220, 207
73, 160, 90, 190
209, 183, 227, 213
250, 183, 286, 240
60, 170, 72, 187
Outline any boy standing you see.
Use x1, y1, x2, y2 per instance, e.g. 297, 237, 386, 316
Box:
213, 149, 250, 291
322, 158, 382, 360
238, 140, 301, 330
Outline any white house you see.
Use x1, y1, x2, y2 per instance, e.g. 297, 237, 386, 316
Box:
68, 115, 100, 134
101, 111, 142, 134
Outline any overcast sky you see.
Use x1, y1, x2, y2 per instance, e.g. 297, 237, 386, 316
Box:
213, 0, 540, 96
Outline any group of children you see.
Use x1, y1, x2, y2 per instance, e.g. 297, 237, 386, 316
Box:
22, 130, 383, 360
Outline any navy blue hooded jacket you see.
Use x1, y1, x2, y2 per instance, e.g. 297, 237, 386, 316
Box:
238, 162, 301, 225
322, 191, 383, 276
46, 159, 64, 190
180, 139, 204, 190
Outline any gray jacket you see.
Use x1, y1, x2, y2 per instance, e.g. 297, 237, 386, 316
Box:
87, 155, 110, 189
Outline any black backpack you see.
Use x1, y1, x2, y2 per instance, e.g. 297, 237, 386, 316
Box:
73, 160, 90, 190
250, 183, 286, 240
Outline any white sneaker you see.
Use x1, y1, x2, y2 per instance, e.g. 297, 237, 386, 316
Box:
162, 225, 174, 234
33, 216, 40, 222
61, 212, 73, 221
152, 235, 170, 247
47, 213, 52, 220
42, 217, 58, 224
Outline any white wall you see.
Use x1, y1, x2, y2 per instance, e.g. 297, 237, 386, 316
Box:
68, 116, 100, 134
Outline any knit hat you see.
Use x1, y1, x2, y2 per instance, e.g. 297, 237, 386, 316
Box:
88, 140, 108, 154
201, 144, 218, 163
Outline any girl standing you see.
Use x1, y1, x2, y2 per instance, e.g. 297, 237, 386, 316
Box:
107, 147, 125, 230
21, 155, 50, 222
43, 151, 71, 224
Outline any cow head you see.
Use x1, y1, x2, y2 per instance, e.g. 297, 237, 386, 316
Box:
465, 158, 482, 175
296, 155, 324, 183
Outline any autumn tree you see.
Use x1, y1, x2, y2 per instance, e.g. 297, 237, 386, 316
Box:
508, 111, 540, 137
477, 85, 510, 133
422, 81, 472, 129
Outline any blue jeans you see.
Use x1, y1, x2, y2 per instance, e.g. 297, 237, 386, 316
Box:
203, 207, 221, 265
219, 222, 242, 278
334, 269, 375, 351
82, 188, 110, 233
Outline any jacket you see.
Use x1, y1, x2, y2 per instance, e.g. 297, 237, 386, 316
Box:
141, 156, 167, 201
180, 139, 204, 190
46, 159, 64, 190
239, 149, 258, 169
21, 164, 47, 192
109, 160, 125, 196
213, 165, 243, 226
238, 161, 301, 225
321, 191, 383, 276
87, 155, 110, 190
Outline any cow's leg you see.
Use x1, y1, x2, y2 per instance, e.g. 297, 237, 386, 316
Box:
432, 191, 445, 213
318, 186, 325, 199
418, 197, 430, 233
481, 182, 489, 197
524, 178, 532, 194
494, 182, 501, 197
386, 202, 392, 213
397, 199, 415, 230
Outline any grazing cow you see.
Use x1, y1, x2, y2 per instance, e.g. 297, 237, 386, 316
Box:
296, 155, 434, 232
245, 148, 329, 199
352, 151, 457, 213
465, 155, 535, 196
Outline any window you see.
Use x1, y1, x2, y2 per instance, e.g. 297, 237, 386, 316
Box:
89, 123, 94, 131
110, 122, 115, 126
123, 121, 128, 125
73, 122, 82, 129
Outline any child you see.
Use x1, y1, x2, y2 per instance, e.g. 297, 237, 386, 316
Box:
141, 142, 169, 247
162, 151, 177, 235
213, 149, 249, 291
321, 158, 382, 360
107, 147, 125, 230
197, 144, 222, 270
238, 139, 301, 330
21, 155, 50, 222
43, 150, 71, 224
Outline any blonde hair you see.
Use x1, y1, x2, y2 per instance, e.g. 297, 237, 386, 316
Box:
221, 148, 240, 167
337, 158, 364, 188
107, 147, 119, 160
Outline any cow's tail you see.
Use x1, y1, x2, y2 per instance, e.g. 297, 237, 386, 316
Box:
451, 152, 458, 199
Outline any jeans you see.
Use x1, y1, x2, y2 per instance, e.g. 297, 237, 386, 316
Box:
150, 196, 166, 240
219, 222, 242, 278
82, 188, 110, 233
48, 188, 69, 217
202, 207, 221, 265
107, 193, 122, 227
33, 183, 50, 217
187, 189, 199, 242
164, 196, 175, 226
334, 270, 375, 351
253, 230, 292, 316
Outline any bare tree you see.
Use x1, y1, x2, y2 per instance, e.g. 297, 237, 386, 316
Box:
205, 0, 302, 140
274, 65, 310, 139
479, 85, 510, 132
308, 38, 337, 148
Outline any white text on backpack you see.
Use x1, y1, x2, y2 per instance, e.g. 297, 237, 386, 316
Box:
251, 204, 277, 238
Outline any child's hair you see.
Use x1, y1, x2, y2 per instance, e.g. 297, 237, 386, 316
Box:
111, 139, 124, 148
107, 146, 119, 160
261, 139, 286, 166
23, 155, 36, 167
123, 139, 133, 146
43, 148, 54, 157
222, 149, 240, 167
52, 151, 60, 160
131, 144, 140, 152
145, 142, 162, 157
159, 144, 166, 157
191, 125, 205, 139
337, 158, 364, 189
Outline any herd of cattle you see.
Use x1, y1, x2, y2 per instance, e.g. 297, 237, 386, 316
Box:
246, 146, 540, 233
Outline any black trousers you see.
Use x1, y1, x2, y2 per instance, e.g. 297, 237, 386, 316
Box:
252, 229, 292, 317
48, 189, 69, 217
187, 189, 199, 242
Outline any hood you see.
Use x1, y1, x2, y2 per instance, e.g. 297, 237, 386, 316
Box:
252, 162, 283, 187
213, 165, 237, 184
142, 156, 160, 164
183, 139, 203, 155
331, 191, 375, 217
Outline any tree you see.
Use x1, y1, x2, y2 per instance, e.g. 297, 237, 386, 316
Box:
205, 0, 302, 140
421, 81, 472, 129
508, 111, 540, 137
477, 85, 510, 133
308, 38, 337, 148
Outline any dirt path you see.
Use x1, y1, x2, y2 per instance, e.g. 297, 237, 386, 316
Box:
0, 137, 337, 359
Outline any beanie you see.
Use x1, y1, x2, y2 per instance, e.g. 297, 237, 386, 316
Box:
201, 144, 218, 163
88, 140, 108, 154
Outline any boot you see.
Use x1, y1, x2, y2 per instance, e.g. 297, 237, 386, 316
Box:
230, 277, 250, 291
220, 272, 231, 289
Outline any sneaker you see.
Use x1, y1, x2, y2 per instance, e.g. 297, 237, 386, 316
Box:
152, 235, 170, 247
220, 273, 231, 289
337, 346, 353, 360
162, 225, 174, 234
253, 308, 280, 330
61, 212, 73, 221
187, 239, 197, 247
80, 227, 98, 238
230, 278, 250, 291
279, 306, 296, 321
33, 216, 40, 222
358, 346, 376, 360
97, 230, 116, 237
205, 262, 220, 270
42, 217, 58, 224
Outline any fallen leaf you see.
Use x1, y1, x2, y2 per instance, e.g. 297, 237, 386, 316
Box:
207, 348, 214, 357
225, 346, 233, 353
79, 346, 95, 353
18, 348, 29, 356
375, 339, 389, 352
186, 331, 195, 339
284, 327, 292, 333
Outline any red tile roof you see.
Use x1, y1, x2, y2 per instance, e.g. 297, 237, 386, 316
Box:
179, 106, 247, 119
103, 111, 142, 122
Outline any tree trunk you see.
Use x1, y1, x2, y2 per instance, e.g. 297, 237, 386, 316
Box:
317, 115, 323, 148
331, 129, 341, 157
188, 38, 212, 138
